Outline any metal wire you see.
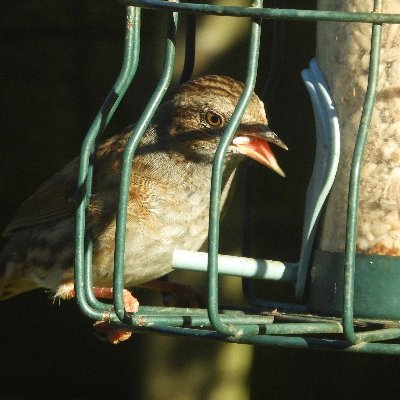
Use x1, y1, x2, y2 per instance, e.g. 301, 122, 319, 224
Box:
206, 0, 263, 337
242, 0, 291, 312
113, 9, 178, 323
75, 6, 141, 320
72, 0, 400, 353
119, 0, 400, 24
342, 0, 400, 344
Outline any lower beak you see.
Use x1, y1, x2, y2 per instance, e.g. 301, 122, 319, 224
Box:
231, 127, 288, 177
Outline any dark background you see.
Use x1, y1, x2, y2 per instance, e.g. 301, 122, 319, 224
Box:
1, 1, 400, 399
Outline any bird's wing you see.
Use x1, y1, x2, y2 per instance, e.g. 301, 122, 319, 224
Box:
3, 130, 132, 237
3, 158, 79, 236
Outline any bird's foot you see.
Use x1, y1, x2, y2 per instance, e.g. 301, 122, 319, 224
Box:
55, 283, 138, 344
93, 321, 132, 345
55, 283, 139, 313
91, 287, 139, 313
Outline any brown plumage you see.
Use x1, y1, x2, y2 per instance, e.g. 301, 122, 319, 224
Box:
0, 75, 287, 342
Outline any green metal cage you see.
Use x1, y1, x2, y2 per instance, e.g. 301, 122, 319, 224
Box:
74, 0, 400, 355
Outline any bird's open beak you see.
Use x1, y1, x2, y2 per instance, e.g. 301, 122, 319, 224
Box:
231, 126, 288, 177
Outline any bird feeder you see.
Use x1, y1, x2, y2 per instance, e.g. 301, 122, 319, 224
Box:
74, 0, 400, 354
309, 0, 400, 323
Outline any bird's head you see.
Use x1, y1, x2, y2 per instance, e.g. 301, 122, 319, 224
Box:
156, 75, 287, 177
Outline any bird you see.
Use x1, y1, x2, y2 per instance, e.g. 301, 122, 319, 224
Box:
0, 74, 287, 343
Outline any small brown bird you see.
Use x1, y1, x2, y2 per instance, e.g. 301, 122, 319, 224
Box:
0, 75, 286, 342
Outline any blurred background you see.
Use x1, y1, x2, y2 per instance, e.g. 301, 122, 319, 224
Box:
1, 1, 400, 399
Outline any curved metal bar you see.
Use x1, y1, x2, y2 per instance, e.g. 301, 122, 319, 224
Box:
119, 0, 400, 24
74, 6, 141, 320
342, 0, 396, 344
207, 0, 263, 337
112, 10, 178, 323
83, 234, 113, 311
241, 0, 286, 311
130, 324, 400, 356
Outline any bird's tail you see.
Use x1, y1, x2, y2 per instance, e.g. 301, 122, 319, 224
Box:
0, 246, 32, 300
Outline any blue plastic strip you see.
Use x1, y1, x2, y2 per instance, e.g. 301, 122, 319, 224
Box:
296, 59, 341, 299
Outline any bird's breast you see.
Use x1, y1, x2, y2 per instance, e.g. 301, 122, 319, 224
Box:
92, 157, 238, 287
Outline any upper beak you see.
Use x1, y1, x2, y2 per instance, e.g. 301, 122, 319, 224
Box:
231, 125, 288, 177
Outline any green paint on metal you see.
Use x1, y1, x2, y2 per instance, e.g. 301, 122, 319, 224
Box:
119, 0, 400, 24
75, 6, 141, 320
113, 10, 178, 323
84, 235, 113, 311
129, 325, 400, 356
207, 0, 263, 337
343, 0, 383, 344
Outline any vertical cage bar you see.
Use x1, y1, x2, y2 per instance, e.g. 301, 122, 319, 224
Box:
74, 6, 141, 319
207, 0, 263, 337
83, 233, 111, 311
342, 0, 382, 343
113, 9, 179, 322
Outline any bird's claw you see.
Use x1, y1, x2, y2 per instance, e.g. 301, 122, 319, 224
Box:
122, 289, 139, 313
93, 321, 132, 344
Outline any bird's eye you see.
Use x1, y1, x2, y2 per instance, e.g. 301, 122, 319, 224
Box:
205, 111, 223, 127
